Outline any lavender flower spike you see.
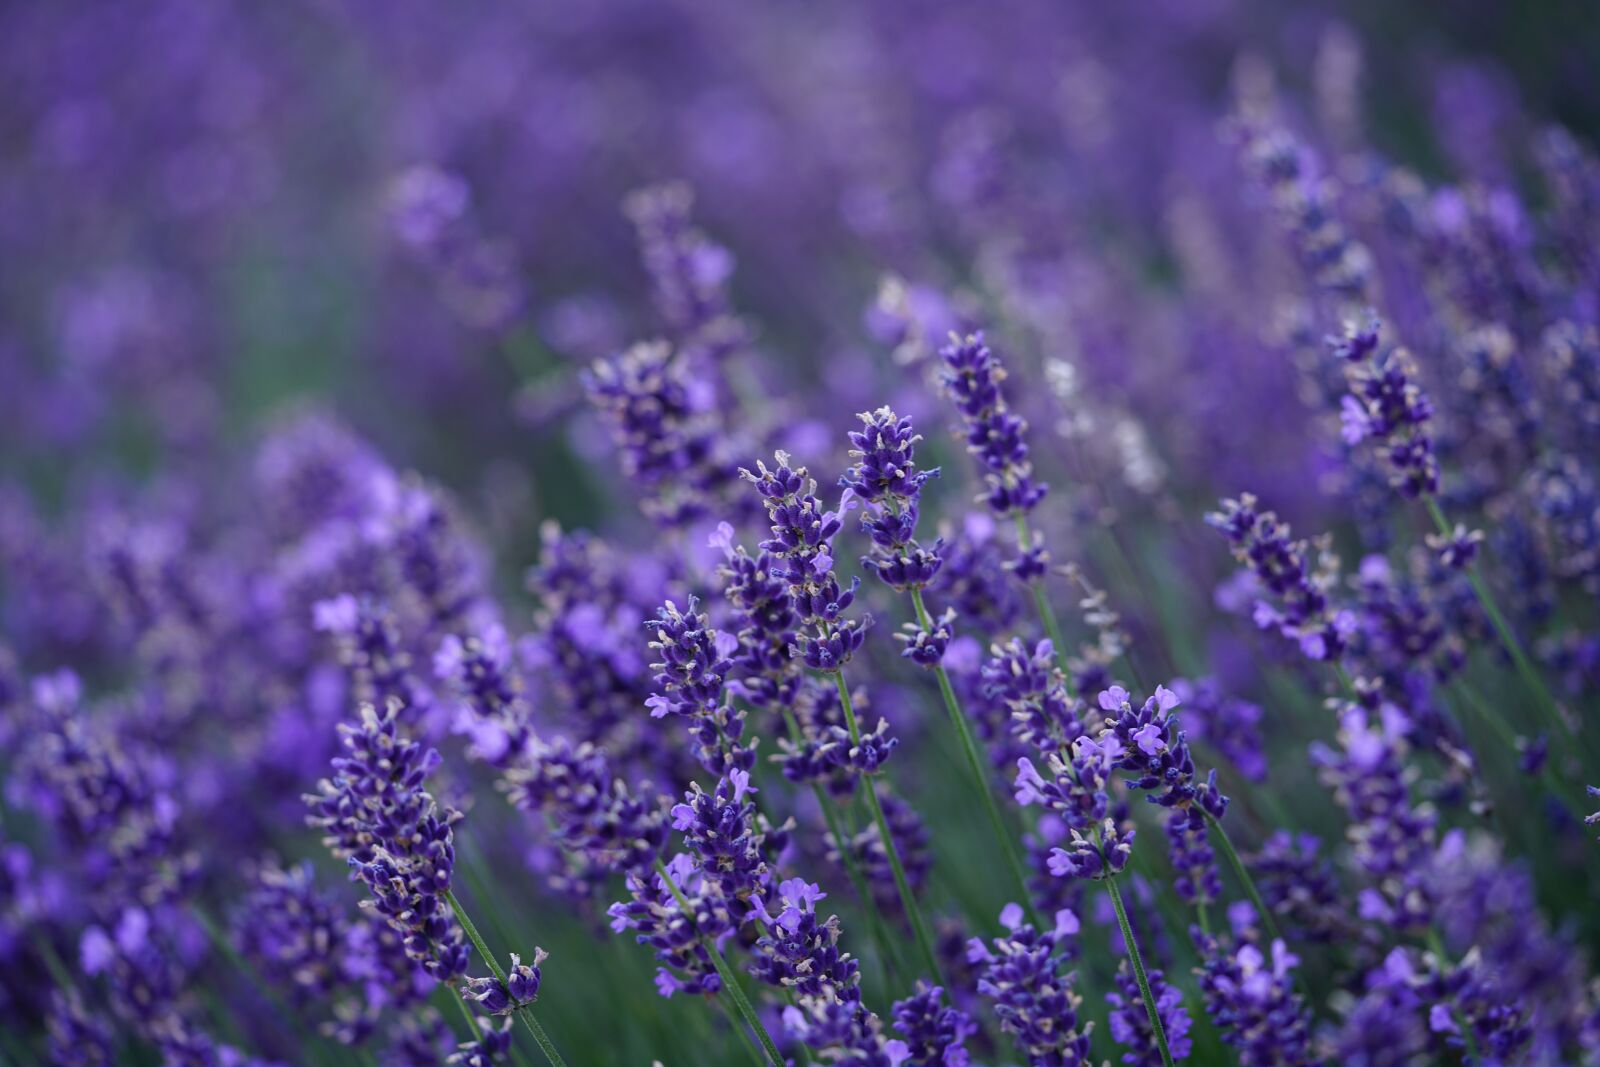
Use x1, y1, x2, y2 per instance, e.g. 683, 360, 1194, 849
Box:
938, 332, 1048, 579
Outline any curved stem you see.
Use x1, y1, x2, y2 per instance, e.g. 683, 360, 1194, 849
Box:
1199, 808, 1283, 946
1105, 873, 1176, 1067
909, 586, 1043, 931
652, 860, 785, 1067
444, 889, 570, 1067
780, 704, 905, 984
1423, 497, 1578, 754
832, 671, 947, 985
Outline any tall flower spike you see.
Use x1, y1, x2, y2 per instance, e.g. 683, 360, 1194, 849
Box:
891, 983, 976, 1067
712, 522, 804, 711
1195, 930, 1316, 1067
841, 406, 946, 593
1327, 314, 1440, 498
967, 905, 1092, 1066
749, 878, 860, 1001
584, 339, 736, 528
1208, 493, 1356, 662
742, 451, 872, 673
304, 699, 470, 983
433, 624, 530, 768
983, 637, 1088, 753
646, 597, 750, 774
939, 332, 1049, 578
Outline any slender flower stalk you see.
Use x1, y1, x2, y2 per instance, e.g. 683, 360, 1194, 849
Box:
1105, 871, 1177, 1067
742, 449, 946, 985
1422, 496, 1581, 754
840, 405, 1041, 930
444, 890, 568, 1067
833, 671, 945, 984
651, 858, 785, 1067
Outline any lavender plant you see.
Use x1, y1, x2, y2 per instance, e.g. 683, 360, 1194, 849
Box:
3, 6, 1600, 1066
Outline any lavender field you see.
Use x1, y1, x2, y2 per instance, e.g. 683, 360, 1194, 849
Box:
3, 2, 1600, 1065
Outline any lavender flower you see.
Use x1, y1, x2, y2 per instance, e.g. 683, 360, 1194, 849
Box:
891, 983, 975, 1067
983, 638, 1088, 753
463, 950, 546, 1015
1327, 314, 1440, 498
1167, 678, 1267, 783
743, 451, 872, 673
1309, 703, 1437, 927
646, 597, 752, 775
939, 332, 1049, 578
46, 988, 114, 1067
625, 182, 747, 361
584, 339, 736, 527
607, 854, 730, 998
1248, 832, 1346, 942
1195, 932, 1316, 1066
669, 771, 770, 901
1108, 961, 1193, 1066
1209, 493, 1356, 661
712, 523, 804, 711
967, 904, 1093, 1066
303, 699, 470, 982
841, 406, 945, 593
1235, 121, 1374, 306
507, 734, 669, 879
234, 861, 349, 1012
749, 878, 860, 1000
433, 625, 530, 767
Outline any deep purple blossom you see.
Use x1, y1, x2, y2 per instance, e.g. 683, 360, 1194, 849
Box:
1209, 493, 1356, 662
304, 700, 469, 982
1327, 315, 1440, 498
1108, 961, 1193, 1066
966, 905, 1091, 1066
841, 406, 945, 592
891, 983, 975, 1067
743, 451, 872, 673
1195, 932, 1316, 1066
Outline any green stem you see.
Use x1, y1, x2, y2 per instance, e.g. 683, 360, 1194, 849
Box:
1015, 514, 1074, 686
1423, 497, 1578, 753
1105, 873, 1176, 1067
653, 861, 785, 1066
449, 983, 486, 1043
832, 671, 947, 985
1200, 808, 1284, 946
750, 919, 817, 1066
444, 889, 570, 1067
781, 704, 905, 984
909, 586, 1042, 930
719, 997, 773, 1067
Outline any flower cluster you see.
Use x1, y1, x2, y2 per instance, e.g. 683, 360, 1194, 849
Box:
1107, 960, 1194, 1067
646, 598, 750, 774
1328, 314, 1441, 498
841, 407, 945, 592
1194, 926, 1316, 1067
967, 905, 1093, 1066
939, 332, 1049, 578
1209, 493, 1356, 661
743, 451, 873, 673
584, 339, 736, 528
304, 700, 470, 982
